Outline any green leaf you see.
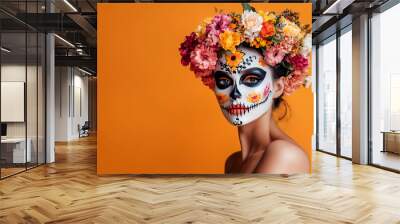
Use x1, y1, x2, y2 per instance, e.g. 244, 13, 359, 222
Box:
241, 3, 255, 12
271, 36, 280, 44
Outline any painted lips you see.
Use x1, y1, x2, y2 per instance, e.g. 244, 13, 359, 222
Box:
226, 103, 251, 116
222, 100, 265, 116
221, 91, 271, 117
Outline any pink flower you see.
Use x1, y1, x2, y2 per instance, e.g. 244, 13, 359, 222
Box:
264, 46, 286, 66
276, 36, 296, 53
204, 14, 232, 46
207, 14, 232, 33
189, 44, 218, 78
179, 32, 199, 66
288, 54, 309, 71
283, 70, 306, 95
204, 29, 221, 46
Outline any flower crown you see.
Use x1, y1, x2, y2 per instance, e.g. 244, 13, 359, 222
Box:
179, 3, 312, 95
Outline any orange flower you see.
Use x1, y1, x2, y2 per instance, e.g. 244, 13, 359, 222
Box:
260, 22, 275, 38
225, 51, 244, 71
247, 92, 262, 103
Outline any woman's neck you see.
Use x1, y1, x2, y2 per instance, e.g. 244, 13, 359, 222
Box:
237, 111, 272, 160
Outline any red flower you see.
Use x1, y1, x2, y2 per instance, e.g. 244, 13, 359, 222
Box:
288, 54, 308, 71
201, 75, 215, 89
179, 32, 199, 66
260, 22, 275, 38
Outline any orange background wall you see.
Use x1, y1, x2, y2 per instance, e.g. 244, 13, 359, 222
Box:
97, 3, 313, 174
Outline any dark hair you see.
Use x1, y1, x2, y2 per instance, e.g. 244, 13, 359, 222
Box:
271, 56, 291, 120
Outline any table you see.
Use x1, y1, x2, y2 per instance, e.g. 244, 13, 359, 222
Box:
1, 138, 31, 163
381, 131, 400, 154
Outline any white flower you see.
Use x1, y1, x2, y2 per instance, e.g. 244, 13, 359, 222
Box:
301, 34, 312, 56
241, 10, 263, 41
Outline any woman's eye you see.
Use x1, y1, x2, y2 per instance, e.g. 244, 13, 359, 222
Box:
243, 75, 261, 86
214, 71, 233, 89
216, 78, 232, 89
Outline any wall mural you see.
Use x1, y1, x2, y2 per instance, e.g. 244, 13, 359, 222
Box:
98, 3, 313, 174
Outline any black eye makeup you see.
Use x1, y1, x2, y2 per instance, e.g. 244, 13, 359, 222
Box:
214, 71, 233, 89
240, 68, 267, 87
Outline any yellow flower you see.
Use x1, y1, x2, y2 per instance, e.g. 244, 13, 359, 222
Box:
250, 37, 266, 48
258, 10, 276, 23
280, 17, 302, 39
195, 17, 212, 37
219, 30, 241, 53
225, 51, 244, 71
283, 24, 301, 38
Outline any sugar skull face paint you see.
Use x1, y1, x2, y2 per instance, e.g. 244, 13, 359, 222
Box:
213, 45, 274, 126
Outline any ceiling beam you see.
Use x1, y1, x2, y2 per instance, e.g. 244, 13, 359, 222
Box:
67, 13, 97, 38
55, 55, 96, 69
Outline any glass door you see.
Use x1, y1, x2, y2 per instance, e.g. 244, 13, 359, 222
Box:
317, 35, 337, 155
0, 1, 47, 179
370, 3, 400, 171
1, 30, 28, 178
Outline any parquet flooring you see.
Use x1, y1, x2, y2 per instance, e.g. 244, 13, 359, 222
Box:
1, 135, 400, 223
0, 167, 26, 178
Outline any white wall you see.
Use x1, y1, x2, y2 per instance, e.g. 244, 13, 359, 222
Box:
55, 66, 70, 141
72, 73, 89, 138
1, 63, 46, 164
1, 65, 38, 138
1, 65, 27, 141
55, 67, 89, 141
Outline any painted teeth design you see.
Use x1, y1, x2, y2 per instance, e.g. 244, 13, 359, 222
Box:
232, 119, 243, 126
221, 91, 272, 117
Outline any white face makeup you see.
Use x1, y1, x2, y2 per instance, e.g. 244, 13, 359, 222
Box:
213, 45, 274, 126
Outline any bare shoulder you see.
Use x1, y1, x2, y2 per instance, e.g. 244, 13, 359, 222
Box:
225, 151, 242, 174
255, 140, 310, 174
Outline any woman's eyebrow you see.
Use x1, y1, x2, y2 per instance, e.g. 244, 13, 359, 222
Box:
214, 70, 232, 78
214, 70, 229, 75
241, 67, 267, 76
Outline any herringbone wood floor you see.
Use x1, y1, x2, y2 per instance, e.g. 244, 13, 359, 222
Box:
1, 135, 400, 224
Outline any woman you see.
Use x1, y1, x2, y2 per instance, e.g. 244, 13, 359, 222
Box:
179, 4, 311, 174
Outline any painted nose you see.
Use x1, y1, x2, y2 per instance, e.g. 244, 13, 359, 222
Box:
230, 85, 241, 100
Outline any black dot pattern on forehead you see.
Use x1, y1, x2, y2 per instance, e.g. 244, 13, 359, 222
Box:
236, 55, 257, 73
218, 60, 231, 73
217, 51, 258, 75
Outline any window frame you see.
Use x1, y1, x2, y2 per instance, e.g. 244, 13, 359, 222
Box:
315, 24, 353, 161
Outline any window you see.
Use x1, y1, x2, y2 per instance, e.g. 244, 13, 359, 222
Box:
339, 28, 352, 158
317, 36, 337, 154
370, 3, 400, 171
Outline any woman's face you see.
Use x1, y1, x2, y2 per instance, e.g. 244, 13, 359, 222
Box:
213, 46, 274, 126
